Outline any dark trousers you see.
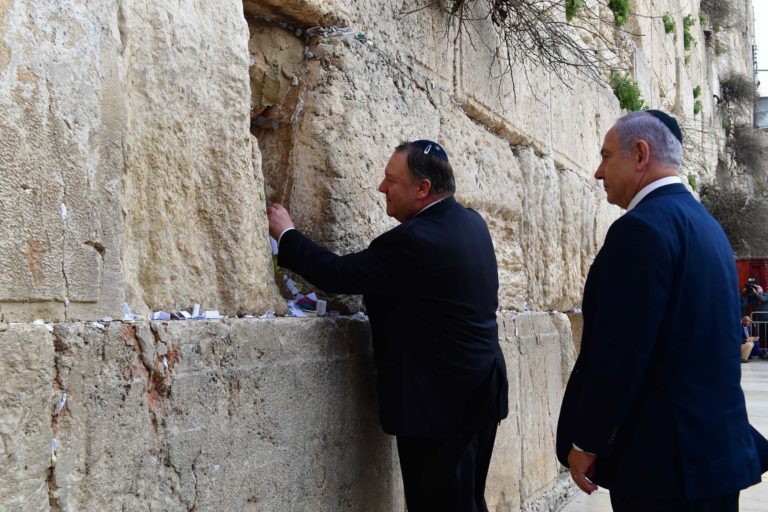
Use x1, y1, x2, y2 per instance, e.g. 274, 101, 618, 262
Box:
610, 492, 740, 512
395, 421, 498, 512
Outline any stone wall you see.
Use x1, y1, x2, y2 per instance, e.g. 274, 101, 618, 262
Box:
0, 0, 756, 510
1, 312, 574, 511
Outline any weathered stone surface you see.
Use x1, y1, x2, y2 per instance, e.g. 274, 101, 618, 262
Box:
0, 324, 54, 511
0, 1, 283, 322
0, 0, 125, 322
3, 314, 574, 511
119, 0, 282, 317
48, 318, 401, 511
259, 36, 616, 311
489, 311, 574, 509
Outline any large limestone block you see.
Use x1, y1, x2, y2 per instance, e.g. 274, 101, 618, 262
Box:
440, 108, 527, 310
1, 0, 282, 321
518, 149, 619, 311
49, 318, 402, 511
120, 0, 282, 317
0, 324, 55, 511
0, 0, 125, 322
244, 0, 456, 89
454, 3, 623, 176
487, 311, 574, 509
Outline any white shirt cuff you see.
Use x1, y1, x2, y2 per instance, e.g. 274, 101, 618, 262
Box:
278, 227, 295, 246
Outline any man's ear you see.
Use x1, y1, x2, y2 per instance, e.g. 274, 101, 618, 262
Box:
416, 179, 432, 199
635, 139, 651, 169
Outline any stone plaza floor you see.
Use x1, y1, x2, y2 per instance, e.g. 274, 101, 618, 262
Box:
558, 360, 768, 512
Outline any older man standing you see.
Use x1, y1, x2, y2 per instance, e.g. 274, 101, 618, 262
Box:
267, 140, 508, 512
556, 110, 768, 511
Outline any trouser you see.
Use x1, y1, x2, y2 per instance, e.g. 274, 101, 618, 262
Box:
749, 342, 765, 358
741, 341, 754, 360
610, 491, 740, 512
396, 420, 498, 512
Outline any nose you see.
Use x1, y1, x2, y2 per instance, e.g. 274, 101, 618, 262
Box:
594, 163, 604, 180
378, 180, 387, 194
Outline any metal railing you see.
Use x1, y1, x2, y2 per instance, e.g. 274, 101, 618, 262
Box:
749, 311, 768, 351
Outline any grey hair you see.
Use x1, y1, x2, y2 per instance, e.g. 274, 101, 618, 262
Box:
614, 111, 682, 168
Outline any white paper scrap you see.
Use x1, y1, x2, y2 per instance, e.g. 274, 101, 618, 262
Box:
179, 310, 191, 319
55, 393, 67, 416
60, 203, 67, 221
284, 277, 299, 296
192, 304, 201, 317
92, 322, 105, 330
32, 319, 45, 325
51, 438, 58, 452
270, 236, 279, 255
163, 356, 168, 370
46, 324, 54, 333
316, 300, 327, 316
203, 310, 220, 319
307, 292, 318, 301
100, 316, 113, 323
151, 311, 171, 321
287, 301, 307, 317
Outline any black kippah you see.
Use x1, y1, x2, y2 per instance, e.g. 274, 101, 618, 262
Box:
412, 140, 449, 162
645, 110, 682, 144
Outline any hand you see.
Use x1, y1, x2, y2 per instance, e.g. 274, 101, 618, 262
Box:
266, 203, 295, 241
567, 448, 598, 494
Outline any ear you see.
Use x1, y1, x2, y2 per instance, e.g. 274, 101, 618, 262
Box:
416, 178, 432, 199
634, 139, 651, 170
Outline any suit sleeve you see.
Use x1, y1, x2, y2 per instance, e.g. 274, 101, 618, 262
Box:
572, 215, 673, 456
277, 227, 419, 295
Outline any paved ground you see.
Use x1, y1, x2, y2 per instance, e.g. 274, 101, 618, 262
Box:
558, 360, 768, 511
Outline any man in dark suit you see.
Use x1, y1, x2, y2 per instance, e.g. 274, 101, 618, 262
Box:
267, 140, 508, 512
556, 110, 768, 511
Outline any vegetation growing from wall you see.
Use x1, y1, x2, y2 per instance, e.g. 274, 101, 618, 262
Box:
693, 85, 702, 98
662, 13, 675, 34
608, 0, 629, 27
683, 15, 696, 51
701, 184, 768, 257
700, 0, 736, 30
719, 72, 756, 113
565, 0, 583, 21
439, 0, 620, 85
694, 99, 703, 116
610, 71, 645, 111
728, 125, 768, 177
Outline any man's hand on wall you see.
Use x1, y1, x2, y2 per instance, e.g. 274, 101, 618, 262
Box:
266, 203, 295, 241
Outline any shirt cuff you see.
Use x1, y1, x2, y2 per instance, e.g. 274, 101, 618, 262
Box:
278, 227, 295, 246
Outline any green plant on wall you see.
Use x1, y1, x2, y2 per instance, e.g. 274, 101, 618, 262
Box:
662, 13, 675, 34
694, 99, 703, 116
683, 15, 695, 51
610, 71, 645, 111
693, 85, 702, 98
565, 0, 583, 21
687, 174, 698, 191
699, 13, 706, 25
609, 0, 629, 27
685, 54, 691, 65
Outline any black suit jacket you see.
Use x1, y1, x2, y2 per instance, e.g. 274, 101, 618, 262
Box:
556, 184, 768, 499
278, 197, 508, 437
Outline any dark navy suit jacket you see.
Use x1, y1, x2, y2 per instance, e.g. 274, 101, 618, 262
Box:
556, 183, 768, 499
278, 197, 508, 437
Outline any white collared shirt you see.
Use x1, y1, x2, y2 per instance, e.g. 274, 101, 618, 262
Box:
626, 176, 683, 211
